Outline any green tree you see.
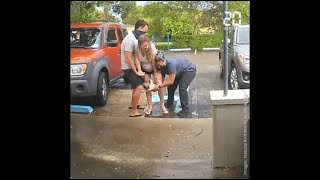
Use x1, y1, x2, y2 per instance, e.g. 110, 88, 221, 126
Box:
70, 1, 128, 23
162, 15, 193, 35
112, 1, 136, 20
170, 1, 204, 35
142, 1, 194, 36
142, 1, 167, 37
71, 1, 98, 22
229, 1, 250, 24
71, 1, 113, 22
200, 1, 223, 33
100, 1, 113, 22
123, 6, 144, 24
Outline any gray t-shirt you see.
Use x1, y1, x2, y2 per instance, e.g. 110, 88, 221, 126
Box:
161, 58, 196, 77
121, 33, 138, 70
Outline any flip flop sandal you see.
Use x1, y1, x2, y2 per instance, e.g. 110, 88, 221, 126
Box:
145, 110, 152, 116
129, 114, 143, 117
128, 105, 145, 109
163, 109, 169, 115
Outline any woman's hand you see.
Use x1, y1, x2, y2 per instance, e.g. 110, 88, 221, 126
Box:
154, 73, 163, 85
136, 70, 145, 76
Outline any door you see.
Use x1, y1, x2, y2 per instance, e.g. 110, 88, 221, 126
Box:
103, 26, 121, 79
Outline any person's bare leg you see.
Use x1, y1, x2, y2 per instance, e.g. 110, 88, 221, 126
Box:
131, 85, 144, 116
146, 90, 153, 114
157, 77, 168, 114
143, 74, 150, 89
144, 74, 153, 113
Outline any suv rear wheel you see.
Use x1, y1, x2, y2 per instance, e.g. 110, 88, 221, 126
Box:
229, 63, 239, 90
95, 71, 109, 106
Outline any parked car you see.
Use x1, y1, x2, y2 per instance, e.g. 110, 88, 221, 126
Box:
70, 22, 128, 106
219, 24, 250, 89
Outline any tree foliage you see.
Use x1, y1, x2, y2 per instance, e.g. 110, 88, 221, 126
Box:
200, 1, 223, 32
71, 1, 135, 23
123, 6, 144, 25
71, 1, 103, 23
71, 1, 250, 37
229, 1, 250, 24
111, 1, 136, 20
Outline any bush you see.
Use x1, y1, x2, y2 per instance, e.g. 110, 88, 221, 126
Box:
170, 33, 223, 50
170, 35, 193, 49
154, 42, 172, 51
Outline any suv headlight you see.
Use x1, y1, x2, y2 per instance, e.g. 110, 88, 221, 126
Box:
71, 64, 87, 75
238, 54, 249, 62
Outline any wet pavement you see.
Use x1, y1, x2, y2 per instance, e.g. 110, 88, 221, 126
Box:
71, 115, 214, 179
72, 51, 225, 119
71, 51, 248, 178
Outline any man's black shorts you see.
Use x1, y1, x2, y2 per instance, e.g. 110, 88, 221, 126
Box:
123, 69, 144, 89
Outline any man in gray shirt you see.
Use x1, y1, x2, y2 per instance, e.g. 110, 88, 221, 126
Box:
151, 52, 197, 116
121, 20, 149, 117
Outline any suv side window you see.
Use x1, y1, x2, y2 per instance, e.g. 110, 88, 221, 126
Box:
122, 29, 128, 37
229, 29, 234, 46
106, 28, 117, 47
117, 28, 123, 44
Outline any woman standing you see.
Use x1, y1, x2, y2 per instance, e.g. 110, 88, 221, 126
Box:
135, 35, 169, 116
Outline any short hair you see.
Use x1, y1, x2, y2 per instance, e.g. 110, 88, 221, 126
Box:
135, 19, 149, 30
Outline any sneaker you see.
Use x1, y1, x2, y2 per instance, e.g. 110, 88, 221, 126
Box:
165, 102, 175, 111
177, 110, 190, 116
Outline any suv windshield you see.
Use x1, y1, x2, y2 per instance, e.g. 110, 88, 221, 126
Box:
236, 27, 250, 45
70, 28, 102, 49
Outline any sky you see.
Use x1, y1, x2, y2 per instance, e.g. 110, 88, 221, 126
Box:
136, 1, 147, 6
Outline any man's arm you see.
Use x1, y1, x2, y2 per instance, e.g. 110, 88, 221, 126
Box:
125, 51, 138, 74
124, 39, 144, 75
135, 50, 143, 73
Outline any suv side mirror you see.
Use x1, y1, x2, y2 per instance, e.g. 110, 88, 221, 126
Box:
107, 40, 118, 47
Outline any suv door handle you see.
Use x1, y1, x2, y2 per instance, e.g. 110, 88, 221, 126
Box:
118, 50, 121, 56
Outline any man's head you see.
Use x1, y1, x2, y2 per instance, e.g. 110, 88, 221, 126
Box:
135, 19, 149, 33
155, 52, 167, 70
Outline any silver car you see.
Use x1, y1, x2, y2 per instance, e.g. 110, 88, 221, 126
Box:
219, 24, 250, 89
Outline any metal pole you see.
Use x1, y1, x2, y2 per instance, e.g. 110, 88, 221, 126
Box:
167, 34, 170, 51
152, 35, 155, 44
223, 1, 229, 96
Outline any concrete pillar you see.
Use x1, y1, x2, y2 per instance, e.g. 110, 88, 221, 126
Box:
210, 89, 250, 176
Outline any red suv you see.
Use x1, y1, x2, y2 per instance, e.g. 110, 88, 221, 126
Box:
70, 22, 127, 106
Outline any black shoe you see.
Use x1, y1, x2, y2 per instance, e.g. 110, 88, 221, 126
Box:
177, 110, 190, 116
165, 102, 175, 111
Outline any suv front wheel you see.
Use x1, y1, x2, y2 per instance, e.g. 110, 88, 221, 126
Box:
95, 71, 109, 106
229, 63, 239, 90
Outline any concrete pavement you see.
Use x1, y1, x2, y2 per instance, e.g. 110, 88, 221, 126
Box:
71, 51, 248, 179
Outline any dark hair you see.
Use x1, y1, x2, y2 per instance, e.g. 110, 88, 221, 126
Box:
155, 52, 166, 62
135, 20, 149, 30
